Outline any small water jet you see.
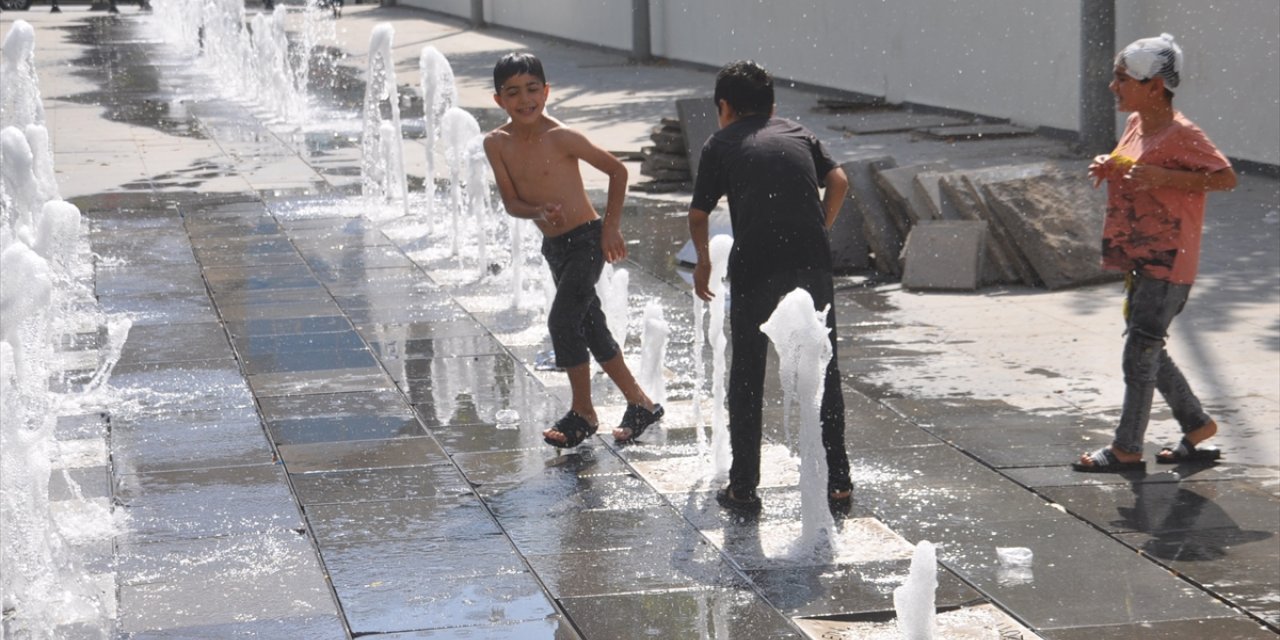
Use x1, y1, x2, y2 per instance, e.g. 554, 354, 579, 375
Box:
639, 300, 669, 406
707, 234, 733, 477
465, 135, 494, 277
596, 262, 630, 346
894, 540, 938, 640
361, 24, 409, 218
439, 107, 481, 256
418, 46, 457, 222
760, 288, 835, 551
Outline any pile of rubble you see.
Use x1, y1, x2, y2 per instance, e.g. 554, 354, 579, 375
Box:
631, 117, 692, 193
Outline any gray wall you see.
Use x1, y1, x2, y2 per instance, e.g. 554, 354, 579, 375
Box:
396, 0, 1279, 166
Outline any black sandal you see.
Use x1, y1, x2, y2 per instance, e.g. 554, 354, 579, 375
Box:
1156, 437, 1221, 464
614, 403, 665, 442
544, 411, 598, 448
715, 486, 762, 515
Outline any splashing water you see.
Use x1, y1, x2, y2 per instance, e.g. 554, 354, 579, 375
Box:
691, 292, 705, 451
0, 21, 44, 130
440, 107, 481, 257
639, 301, 669, 406
362, 24, 409, 217
597, 262, 630, 346
418, 46, 457, 222
466, 135, 493, 277
894, 540, 938, 640
707, 234, 733, 477
760, 288, 835, 551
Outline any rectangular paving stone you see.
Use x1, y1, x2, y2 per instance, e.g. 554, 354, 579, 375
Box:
306, 495, 499, 544
215, 300, 345, 323
561, 587, 801, 639
290, 464, 471, 506
225, 315, 355, 338
1042, 480, 1279, 536
846, 156, 902, 275
240, 346, 376, 375
98, 292, 220, 326
901, 220, 986, 290
117, 322, 233, 365
498, 506, 699, 556
526, 540, 742, 599
231, 329, 367, 358
368, 618, 580, 639
451, 447, 630, 490
116, 530, 339, 635
114, 464, 302, 542
1042, 617, 1278, 640
277, 435, 447, 474
246, 366, 392, 397
112, 409, 274, 474
108, 359, 255, 411
266, 414, 425, 446
747, 559, 980, 618
94, 263, 207, 297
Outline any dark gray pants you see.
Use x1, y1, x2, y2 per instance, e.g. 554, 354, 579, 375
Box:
1114, 273, 1211, 454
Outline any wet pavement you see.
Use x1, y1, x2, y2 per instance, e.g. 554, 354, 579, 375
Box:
7, 4, 1278, 639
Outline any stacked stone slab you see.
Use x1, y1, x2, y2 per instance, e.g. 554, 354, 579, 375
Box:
902, 220, 988, 290
676, 97, 720, 182
633, 117, 692, 193
980, 169, 1119, 289
848, 156, 901, 276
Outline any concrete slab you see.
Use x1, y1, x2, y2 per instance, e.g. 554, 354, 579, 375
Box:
675, 96, 718, 182
919, 122, 1037, 140
845, 156, 902, 276
829, 168, 872, 272
901, 220, 987, 291
873, 161, 952, 233
981, 171, 1121, 289
830, 110, 972, 135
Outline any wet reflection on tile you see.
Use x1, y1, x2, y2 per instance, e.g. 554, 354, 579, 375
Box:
277, 435, 447, 474
247, 366, 392, 397
526, 538, 742, 598
225, 315, 354, 338
561, 587, 800, 639
113, 409, 274, 474
117, 322, 232, 365
367, 332, 505, 361
747, 559, 980, 618
452, 447, 630, 489
215, 300, 345, 323
291, 464, 471, 505
307, 495, 499, 544
398, 355, 556, 420
501, 507, 698, 556
99, 292, 220, 326
121, 615, 347, 640
266, 414, 424, 446
115, 465, 303, 541
109, 360, 255, 411
115, 529, 335, 634
240, 347, 377, 375
372, 617, 580, 639
231, 329, 367, 358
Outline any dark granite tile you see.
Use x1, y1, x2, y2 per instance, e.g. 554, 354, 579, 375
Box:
526, 538, 743, 598
240, 347, 377, 375
246, 366, 392, 397
935, 517, 1237, 630
116, 531, 337, 635
120, 615, 347, 640
114, 465, 302, 542
215, 300, 345, 323
277, 436, 448, 474
112, 410, 274, 474
1039, 616, 1276, 639
224, 315, 355, 338
107, 360, 254, 411
1042, 480, 1280, 535
95, 264, 207, 297
747, 560, 981, 617
306, 494, 500, 544
452, 447, 630, 490
427, 421, 562, 454
258, 388, 412, 420
266, 414, 424, 445
368, 617, 580, 639
98, 292, 220, 326
1115, 526, 1279, 627
336, 566, 553, 636
499, 506, 699, 556
202, 264, 319, 295
231, 329, 366, 357
290, 464, 471, 505
560, 588, 801, 639
117, 322, 232, 365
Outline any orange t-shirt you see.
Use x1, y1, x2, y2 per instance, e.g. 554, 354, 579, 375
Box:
1101, 112, 1231, 284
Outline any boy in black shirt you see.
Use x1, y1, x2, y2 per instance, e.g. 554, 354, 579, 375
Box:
688, 60, 852, 514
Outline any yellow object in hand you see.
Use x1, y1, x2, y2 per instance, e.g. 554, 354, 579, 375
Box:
1110, 153, 1136, 170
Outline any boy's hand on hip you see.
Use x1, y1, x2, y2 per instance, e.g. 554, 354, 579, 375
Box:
693, 261, 714, 301
602, 227, 627, 263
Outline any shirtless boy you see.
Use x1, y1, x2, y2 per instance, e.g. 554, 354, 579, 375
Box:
483, 52, 663, 448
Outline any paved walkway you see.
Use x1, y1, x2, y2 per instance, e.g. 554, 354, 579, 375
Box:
7, 5, 1278, 639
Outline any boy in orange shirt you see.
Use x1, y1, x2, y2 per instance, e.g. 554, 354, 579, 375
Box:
1074, 34, 1237, 472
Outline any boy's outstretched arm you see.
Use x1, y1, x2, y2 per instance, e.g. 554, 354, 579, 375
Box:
821, 166, 849, 230
561, 129, 629, 262
688, 207, 713, 301
483, 134, 564, 227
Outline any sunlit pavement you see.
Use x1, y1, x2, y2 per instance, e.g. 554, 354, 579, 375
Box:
6, 4, 1278, 638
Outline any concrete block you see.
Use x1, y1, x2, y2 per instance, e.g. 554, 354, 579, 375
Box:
980, 171, 1120, 290
902, 220, 987, 291
874, 162, 952, 234
830, 162, 871, 272
846, 156, 902, 276
676, 97, 719, 183
918, 122, 1036, 140
830, 110, 972, 135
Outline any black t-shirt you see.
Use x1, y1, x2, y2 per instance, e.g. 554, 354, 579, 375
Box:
690, 115, 836, 278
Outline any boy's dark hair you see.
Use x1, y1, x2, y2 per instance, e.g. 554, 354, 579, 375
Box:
493, 52, 546, 92
714, 60, 773, 116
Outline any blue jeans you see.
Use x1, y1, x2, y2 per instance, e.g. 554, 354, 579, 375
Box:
1114, 273, 1211, 454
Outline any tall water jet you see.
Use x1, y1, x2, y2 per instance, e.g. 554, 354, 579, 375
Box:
418, 46, 457, 222
249, 7, 307, 124
0, 20, 45, 130
692, 291, 706, 452
509, 212, 525, 308
361, 24, 409, 217
761, 288, 835, 551
707, 234, 733, 476
440, 107, 480, 257
639, 300, 669, 406
894, 540, 939, 640
465, 135, 493, 277
597, 262, 629, 346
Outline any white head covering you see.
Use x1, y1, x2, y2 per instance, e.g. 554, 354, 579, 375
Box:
1118, 33, 1183, 93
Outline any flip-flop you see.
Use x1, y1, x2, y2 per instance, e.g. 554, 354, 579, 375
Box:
1156, 437, 1222, 464
1072, 446, 1145, 473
